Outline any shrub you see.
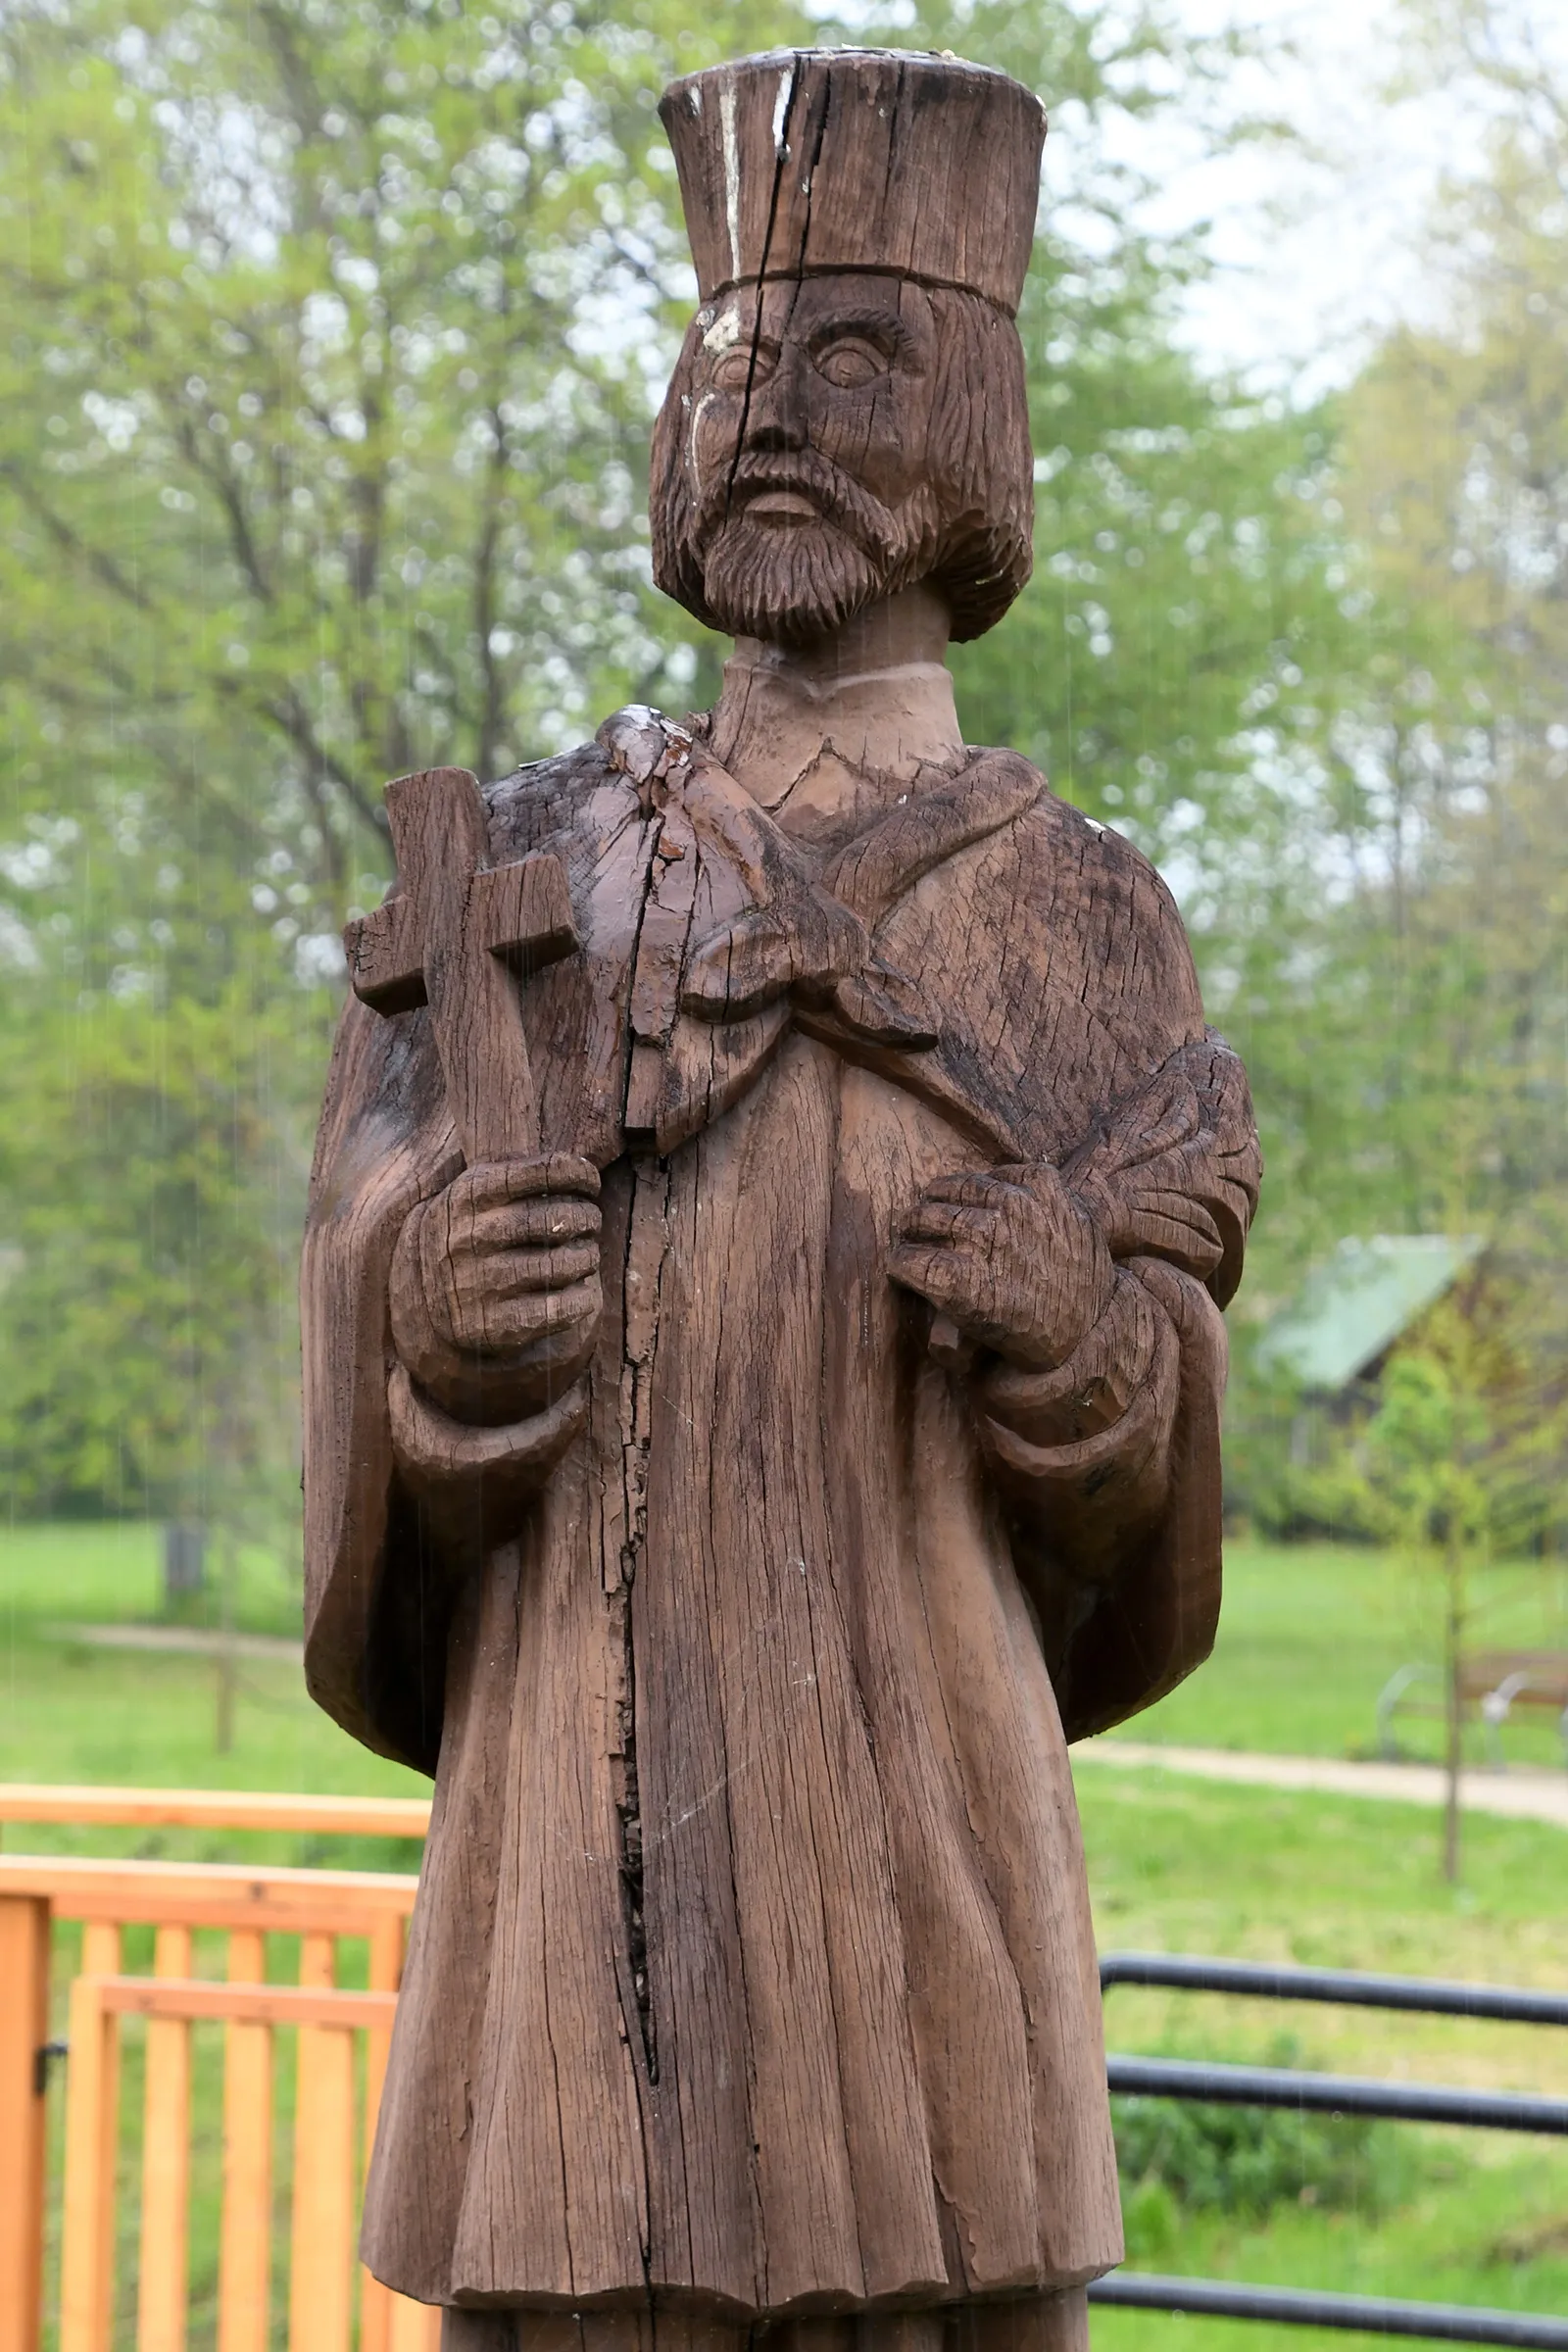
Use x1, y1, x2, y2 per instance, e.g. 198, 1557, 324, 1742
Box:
1113, 2038, 1418, 2233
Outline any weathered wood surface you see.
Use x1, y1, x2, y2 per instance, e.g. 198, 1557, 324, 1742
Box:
302, 41, 1261, 2349
343, 764, 578, 1163
662, 50, 1044, 318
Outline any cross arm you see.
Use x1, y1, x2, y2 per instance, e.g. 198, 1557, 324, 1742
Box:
343, 891, 426, 1014
467, 854, 579, 976
343, 851, 578, 1016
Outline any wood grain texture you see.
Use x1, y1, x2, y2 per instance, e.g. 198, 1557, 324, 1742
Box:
305, 41, 1260, 2337
314, 719, 1259, 2315
343, 766, 578, 1163
439, 2289, 1092, 2352
660, 52, 1045, 316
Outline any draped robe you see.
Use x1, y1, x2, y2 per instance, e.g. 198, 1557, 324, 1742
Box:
301, 710, 1260, 2314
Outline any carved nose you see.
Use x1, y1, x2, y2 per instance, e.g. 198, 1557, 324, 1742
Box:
742, 359, 809, 453
746, 411, 808, 452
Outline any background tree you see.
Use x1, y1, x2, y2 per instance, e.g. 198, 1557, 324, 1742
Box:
5, 0, 1531, 1552
0, 979, 316, 1531
1217, 0, 1568, 1549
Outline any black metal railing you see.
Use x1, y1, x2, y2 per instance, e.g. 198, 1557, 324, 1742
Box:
1088, 1953, 1568, 2348
1090, 2275, 1568, 2345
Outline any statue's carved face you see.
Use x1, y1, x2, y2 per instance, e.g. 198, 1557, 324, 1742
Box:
651, 270, 1035, 647
673, 272, 947, 646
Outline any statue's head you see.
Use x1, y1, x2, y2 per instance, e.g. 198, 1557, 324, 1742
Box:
650, 50, 1046, 651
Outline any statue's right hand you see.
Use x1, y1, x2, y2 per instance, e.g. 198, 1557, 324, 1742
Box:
390, 1153, 602, 1425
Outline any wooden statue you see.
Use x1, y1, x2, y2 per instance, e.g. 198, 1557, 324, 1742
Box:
302, 47, 1261, 2352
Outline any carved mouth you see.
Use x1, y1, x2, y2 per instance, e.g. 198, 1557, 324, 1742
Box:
740, 488, 821, 525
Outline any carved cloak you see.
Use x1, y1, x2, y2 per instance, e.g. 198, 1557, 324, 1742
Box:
301, 719, 1259, 2314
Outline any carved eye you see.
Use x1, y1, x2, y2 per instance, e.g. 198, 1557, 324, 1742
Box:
813, 338, 887, 389
710, 345, 771, 390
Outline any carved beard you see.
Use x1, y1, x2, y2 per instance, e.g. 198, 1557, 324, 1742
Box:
694, 451, 942, 646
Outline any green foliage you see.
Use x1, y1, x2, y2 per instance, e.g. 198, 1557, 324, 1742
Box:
1, 0, 1366, 1518
0, 0, 816, 915
1364, 1349, 1490, 1554
1229, 1276, 1568, 1555
1115, 2046, 1414, 2232
5, 0, 1568, 1535
1224, 1407, 1386, 1547
0, 975, 328, 1522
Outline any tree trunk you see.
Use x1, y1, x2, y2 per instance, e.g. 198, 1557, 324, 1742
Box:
1443, 1531, 1464, 1884
216, 1535, 237, 1756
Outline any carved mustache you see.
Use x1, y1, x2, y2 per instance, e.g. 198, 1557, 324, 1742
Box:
695, 450, 901, 564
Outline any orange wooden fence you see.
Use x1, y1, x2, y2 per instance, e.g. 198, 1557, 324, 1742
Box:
0, 1783, 432, 1839
0, 1786, 437, 2352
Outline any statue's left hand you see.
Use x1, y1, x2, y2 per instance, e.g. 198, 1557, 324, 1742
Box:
888, 1162, 1114, 1371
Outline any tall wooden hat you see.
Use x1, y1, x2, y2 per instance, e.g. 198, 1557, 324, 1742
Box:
660, 49, 1047, 318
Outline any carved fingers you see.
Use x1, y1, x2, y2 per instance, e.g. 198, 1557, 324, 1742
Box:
888, 1161, 1115, 1370
390, 1152, 604, 1425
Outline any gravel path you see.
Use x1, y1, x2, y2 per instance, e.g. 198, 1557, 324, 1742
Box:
1076, 1740, 1568, 1830
46, 1621, 304, 1663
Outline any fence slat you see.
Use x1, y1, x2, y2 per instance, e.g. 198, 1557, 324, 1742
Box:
104, 1978, 392, 2030
359, 1917, 406, 2352
0, 1782, 429, 1839
82, 1920, 123, 1977
24, 1860, 431, 2352
80, 1931, 122, 2352
219, 1929, 272, 2352
362, 2272, 393, 2352
139, 1925, 193, 2352
0, 1892, 50, 2352
0, 1854, 417, 1935
290, 2034, 358, 2352
60, 1976, 119, 2352
289, 1936, 357, 2352
387, 2296, 443, 2352
95, 1976, 396, 2030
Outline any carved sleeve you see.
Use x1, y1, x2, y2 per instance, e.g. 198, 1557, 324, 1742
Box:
976, 1263, 1182, 1575
982, 1033, 1259, 1740
981, 1252, 1233, 1740
385, 1361, 586, 1558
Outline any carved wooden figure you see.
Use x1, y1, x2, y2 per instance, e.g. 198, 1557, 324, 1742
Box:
302, 47, 1261, 2352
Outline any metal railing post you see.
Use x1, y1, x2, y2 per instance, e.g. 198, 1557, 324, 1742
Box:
1098, 1950, 1568, 2346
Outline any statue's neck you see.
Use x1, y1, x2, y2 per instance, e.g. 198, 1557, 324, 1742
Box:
705, 585, 964, 829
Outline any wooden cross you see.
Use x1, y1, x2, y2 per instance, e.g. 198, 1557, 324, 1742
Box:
342, 765, 579, 1164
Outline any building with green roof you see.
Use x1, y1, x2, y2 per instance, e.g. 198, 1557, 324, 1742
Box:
1258, 1234, 1487, 1396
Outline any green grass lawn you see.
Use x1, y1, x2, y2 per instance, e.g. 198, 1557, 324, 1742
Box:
0, 1519, 426, 1869
1081, 1769, 1568, 2351
7, 1521, 1567, 1785
0, 1517, 306, 1637
1111, 1536, 1568, 1766
5, 1521, 1567, 2346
